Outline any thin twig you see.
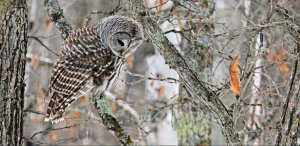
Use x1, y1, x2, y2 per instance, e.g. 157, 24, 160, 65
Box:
125, 70, 180, 84
28, 36, 59, 56
86, 0, 121, 25
30, 123, 80, 139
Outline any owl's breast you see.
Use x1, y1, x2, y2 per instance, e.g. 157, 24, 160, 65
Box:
92, 57, 124, 92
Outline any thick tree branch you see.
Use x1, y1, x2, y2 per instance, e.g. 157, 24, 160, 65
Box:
93, 94, 133, 145
44, 0, 72, 39
274, 5, 300, 145
128, 0, 240, 144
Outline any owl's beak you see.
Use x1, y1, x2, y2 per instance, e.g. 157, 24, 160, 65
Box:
119, 50, 127, 58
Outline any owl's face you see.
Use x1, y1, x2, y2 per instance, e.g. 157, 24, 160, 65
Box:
110, 32, 143, 58
96, 15, 144, 58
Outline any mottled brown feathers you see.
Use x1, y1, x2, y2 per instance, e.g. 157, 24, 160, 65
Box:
45, 16, 143, 123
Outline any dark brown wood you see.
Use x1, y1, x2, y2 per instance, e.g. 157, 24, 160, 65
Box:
0, 0, 28, 145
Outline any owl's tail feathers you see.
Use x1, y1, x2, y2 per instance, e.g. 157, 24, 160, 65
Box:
44, 92, 65, 124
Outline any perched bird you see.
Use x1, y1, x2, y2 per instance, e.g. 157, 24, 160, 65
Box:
45, 15, 144, 123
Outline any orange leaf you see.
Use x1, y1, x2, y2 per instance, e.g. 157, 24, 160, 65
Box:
157, 86, 166, 98
158, 0, 165, 12
126, 54, 135, 68
267, 52, 277, 63
32, 80, 39, 89
111, 101, 117, 112
35, 97, 43, 106
80, 95, 89, 103
73, 111, 81, 119
45, 18, 53, 31
267, 49, 287, 63
229, 55, 241, 97
276, 49, 287, 61
29, 53, 40, 69
279, 61, 289, 78
37, 89, 44, 97
49, 131, 58, 142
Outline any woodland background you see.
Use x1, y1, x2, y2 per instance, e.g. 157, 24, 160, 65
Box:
1, 0, 300, 145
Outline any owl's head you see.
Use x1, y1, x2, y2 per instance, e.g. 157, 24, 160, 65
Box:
96, 15, 144, 58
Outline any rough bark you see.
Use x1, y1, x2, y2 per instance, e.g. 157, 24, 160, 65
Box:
0, 0, 28, 145
93, 94, 133, 145
274, 5, 300, 145
128, 0, 240, 144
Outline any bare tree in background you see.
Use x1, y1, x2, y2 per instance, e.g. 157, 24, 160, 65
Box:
0, 0, 28, 145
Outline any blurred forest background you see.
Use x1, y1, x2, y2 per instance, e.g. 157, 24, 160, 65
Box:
1, 0, 300, 145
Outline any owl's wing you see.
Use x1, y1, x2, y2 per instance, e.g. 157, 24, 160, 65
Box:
45, 27, 110, 122
45, 60, 93, 122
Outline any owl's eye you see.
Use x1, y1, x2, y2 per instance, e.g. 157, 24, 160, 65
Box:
117, 39, 124, 46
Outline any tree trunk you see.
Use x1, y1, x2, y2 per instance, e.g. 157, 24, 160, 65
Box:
0, 0, 28, 145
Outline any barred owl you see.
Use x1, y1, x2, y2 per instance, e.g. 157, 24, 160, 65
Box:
45, 15, 144, 123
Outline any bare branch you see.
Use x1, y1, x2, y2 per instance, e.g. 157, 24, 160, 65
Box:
30, 123, 80, 139
44, 0, 72, 39
104, 91, 140, 120
28, 36, 59, 56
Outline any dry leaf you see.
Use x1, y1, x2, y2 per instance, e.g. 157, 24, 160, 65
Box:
126, 54, 134, 68
29, 53, 40, 69
73, 111, 81, 119
276, 49, 287, 61
32, 80, 39, 89
37, 89, 44, 97
80, 95, 89, 103
45, 18, 53, 31
157, 86, 166, 98
49, 131, 58, 142
111, 101, 117, 112
36, 96, 46, 112
229, 55, 241, 97
267, 52, 277, 63
279, 61, 289, 78
35, 97, 43, 106
267, 49, 287, 63
158, 0, 165, 12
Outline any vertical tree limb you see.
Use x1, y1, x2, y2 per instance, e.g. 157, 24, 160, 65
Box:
0, 0, 28, 145
274, 5, 300, 146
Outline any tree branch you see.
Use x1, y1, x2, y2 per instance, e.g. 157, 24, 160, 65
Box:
44, 0, 72, 39
274, 5, 300, 145
93, 94, 133, 145
128, 0, 240, 144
